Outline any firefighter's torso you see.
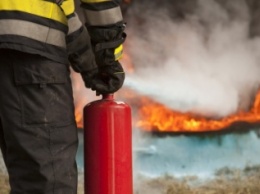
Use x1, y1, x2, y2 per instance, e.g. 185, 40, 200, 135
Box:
0, 0, 75, 63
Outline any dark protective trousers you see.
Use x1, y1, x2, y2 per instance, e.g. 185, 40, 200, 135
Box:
0, 49, 78, 194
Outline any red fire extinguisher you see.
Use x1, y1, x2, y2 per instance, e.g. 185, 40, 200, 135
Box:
83, 93, 133, 194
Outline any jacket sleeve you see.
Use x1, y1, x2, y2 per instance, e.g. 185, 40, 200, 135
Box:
79, 0, 126, 66
80, 0, 123, 27
66, 12, 97, 72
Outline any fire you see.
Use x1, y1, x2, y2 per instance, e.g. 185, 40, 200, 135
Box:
73, 36, 260, 132
137, 90, 260, 132
73, 51, 260, 132
73, 68, 260, 132
75, 105, 83, 129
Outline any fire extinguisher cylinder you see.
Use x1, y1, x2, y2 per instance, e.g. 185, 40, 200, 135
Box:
83, 94, 133, 194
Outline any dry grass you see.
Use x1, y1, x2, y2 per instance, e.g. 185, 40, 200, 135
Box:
134, 166, 260, 194
78, 173, 84, 194
1, 166, 260, 194
0, 174, 9, 194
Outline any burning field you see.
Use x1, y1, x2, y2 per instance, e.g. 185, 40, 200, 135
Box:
118, 0, 260, 133
121, 0, 260, 192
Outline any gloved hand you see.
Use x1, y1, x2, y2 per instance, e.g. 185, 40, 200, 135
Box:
85, 23, 126, 94
70, 50, 125, 95
68, 51, 100, 91
79, 61, 125, 95
91, 62, 125, 94
80, 68, 99, 89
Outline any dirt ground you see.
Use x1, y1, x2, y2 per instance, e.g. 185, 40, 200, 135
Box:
1, 165, 260, 194
133, 166, 260, 194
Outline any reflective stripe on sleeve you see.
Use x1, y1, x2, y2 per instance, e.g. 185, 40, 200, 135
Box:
67, 14, 82, 35
114, 44, 123, 61
83, 6, 123, 26
0, 19, 66, 48
0, 0, 67, 24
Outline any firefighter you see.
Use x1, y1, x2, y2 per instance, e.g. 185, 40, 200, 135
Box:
0, 0, 126, 193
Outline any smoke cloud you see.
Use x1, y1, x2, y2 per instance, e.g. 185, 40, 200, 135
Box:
123, 0, 260, 118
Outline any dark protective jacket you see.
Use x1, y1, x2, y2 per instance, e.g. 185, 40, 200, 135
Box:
0, 0, 123, 67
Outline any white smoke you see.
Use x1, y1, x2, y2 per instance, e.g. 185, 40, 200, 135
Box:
123, 0, 260, 118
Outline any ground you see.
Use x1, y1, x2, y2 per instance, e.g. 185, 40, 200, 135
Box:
134, 166, 260, 194
1, 166, 260, 194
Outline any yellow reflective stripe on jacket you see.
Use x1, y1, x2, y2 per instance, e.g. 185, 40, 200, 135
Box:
83, 6, 123, 26
60, 0, 75, 16
0, 0, 67, 24
114, 44, 123, 61
0, 19, 66, 48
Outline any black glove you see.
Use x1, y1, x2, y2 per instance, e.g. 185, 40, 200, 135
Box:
85, 23, 126, 94
91, 62, 125, 94
80, 62, 124, 95
80, 68, 99, 89
87, 23, 126, 66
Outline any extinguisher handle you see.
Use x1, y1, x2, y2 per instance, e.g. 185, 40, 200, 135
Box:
102, 93, 114, 100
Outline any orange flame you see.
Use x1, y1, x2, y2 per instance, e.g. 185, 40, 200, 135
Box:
75, 106, 83, 129
136, 90, 260, 132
